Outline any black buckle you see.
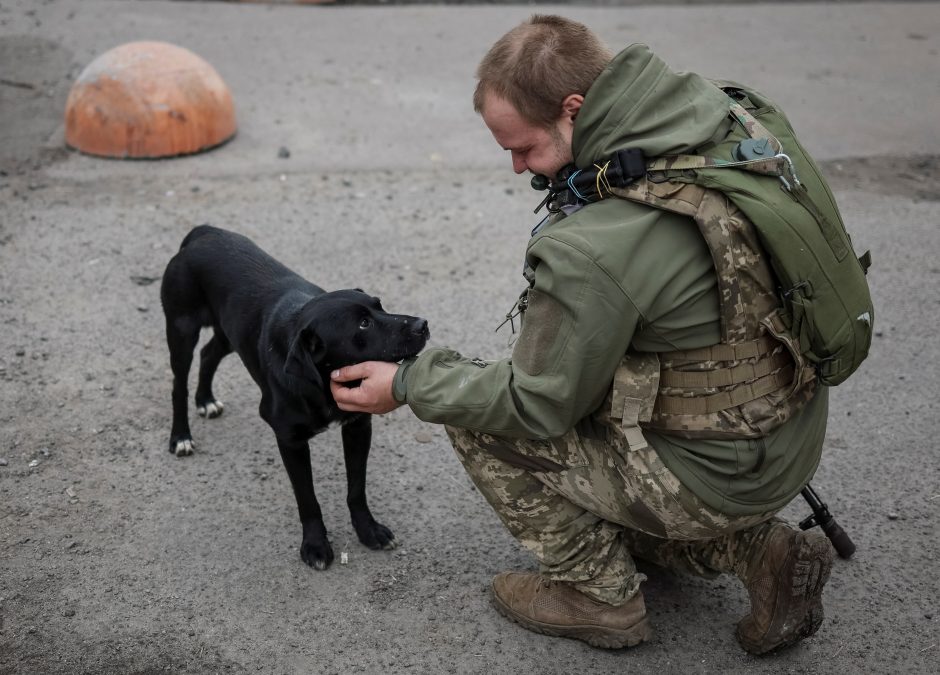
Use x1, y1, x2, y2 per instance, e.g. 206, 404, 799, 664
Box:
611, 148, 647, 182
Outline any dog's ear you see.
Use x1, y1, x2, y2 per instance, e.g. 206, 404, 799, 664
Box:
285, 327, 326, 386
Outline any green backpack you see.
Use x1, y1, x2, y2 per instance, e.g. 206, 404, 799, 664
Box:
560, 83, 874, 386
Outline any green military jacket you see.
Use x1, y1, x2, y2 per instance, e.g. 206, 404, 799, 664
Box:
394, 44, 826, 516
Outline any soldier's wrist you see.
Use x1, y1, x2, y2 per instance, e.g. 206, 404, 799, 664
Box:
392, 357, 415, 403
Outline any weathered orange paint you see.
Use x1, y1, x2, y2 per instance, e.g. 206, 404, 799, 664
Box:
65, 41, 237, 159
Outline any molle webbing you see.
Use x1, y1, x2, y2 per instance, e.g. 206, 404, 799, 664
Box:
659, 348, 791, 389
656, 365, 794, 416
610, 351, 661, 452
661, 335, 778, 365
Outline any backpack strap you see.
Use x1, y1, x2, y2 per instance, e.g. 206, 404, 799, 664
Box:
632, 102, 801, 189
611, 178, 771, 345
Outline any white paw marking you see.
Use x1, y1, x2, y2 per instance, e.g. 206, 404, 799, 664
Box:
197, 401, 224, 419
174, 439, 195, 457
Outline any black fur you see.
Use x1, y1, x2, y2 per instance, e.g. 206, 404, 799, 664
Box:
160, 225, 429, 569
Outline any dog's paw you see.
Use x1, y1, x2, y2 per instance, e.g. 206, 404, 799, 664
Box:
299, 520, 334, 570
353, 514, 396, 551
169, 437, 195, 457
300, 537, 334, 570
196, 399, 224, 419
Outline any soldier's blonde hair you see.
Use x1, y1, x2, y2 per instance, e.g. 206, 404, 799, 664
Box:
473, 15, 613, 128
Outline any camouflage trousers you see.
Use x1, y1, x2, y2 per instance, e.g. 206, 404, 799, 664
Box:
446, 423, 778, 606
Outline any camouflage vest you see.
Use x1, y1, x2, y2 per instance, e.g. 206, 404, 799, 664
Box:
607, 97, 825, 445
608, 178, 817, 445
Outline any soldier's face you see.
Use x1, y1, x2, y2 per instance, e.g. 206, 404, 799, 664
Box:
481, 92, 575, 180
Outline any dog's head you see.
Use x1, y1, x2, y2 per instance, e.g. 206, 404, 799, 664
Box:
285, 289, 430, 387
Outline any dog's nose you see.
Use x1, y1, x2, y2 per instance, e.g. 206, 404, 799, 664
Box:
411, 318, 429, 336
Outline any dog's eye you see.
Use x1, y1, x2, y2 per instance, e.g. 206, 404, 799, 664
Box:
359, 318, 372, 330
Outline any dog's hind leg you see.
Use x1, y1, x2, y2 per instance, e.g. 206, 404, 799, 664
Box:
195, 331, 231, 419
273, 433, 335, 570
342, 415, 396, 551
166, 315, 201, 457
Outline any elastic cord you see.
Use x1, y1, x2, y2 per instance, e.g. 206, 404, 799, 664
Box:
566, 170, 587, 201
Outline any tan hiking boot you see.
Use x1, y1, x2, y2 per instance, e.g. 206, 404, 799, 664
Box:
736, 521, 834, 654
491, 571, 652, 649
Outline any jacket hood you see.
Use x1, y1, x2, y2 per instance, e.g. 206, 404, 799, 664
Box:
572, 44, 732, 168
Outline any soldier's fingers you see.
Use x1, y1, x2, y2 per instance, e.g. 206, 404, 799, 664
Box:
331, 362, 371, 382
329, 379, 367, 411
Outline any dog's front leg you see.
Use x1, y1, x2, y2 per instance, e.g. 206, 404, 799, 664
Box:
274, 435, 334, 570
342, 415, 396, 551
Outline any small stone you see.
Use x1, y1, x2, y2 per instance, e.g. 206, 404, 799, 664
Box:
0, 458, 7, 466
414, 431, 433, 443
137, 305, 149, 313
887, 512, 899, 520
130, 275, 160, 286
278, 146, 291, 159
63, 609, 75, 617
28, 459, 39, 468
40, 447, 50, 457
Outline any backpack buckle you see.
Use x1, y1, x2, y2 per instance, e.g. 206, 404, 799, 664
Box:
782, 280, 812, 300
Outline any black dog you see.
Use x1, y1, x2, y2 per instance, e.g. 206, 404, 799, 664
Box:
160, 225, 429, 569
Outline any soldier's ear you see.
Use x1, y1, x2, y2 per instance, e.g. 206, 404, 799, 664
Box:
560, 94, 583, 123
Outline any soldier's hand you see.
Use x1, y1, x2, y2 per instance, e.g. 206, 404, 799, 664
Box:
330, 361, 402, 414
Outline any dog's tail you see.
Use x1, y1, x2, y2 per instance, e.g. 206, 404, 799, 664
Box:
179, 223, 217, 251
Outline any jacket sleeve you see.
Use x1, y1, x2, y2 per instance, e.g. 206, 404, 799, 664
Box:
397, 233, 642, 439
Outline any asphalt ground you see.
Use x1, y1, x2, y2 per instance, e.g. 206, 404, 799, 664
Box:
1, 1, 938, 673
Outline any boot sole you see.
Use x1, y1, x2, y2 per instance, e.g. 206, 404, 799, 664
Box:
737, 531, 834, 655
492, 593, 653, 649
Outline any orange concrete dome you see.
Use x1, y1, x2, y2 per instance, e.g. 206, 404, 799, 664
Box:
64, 41, 237, 158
